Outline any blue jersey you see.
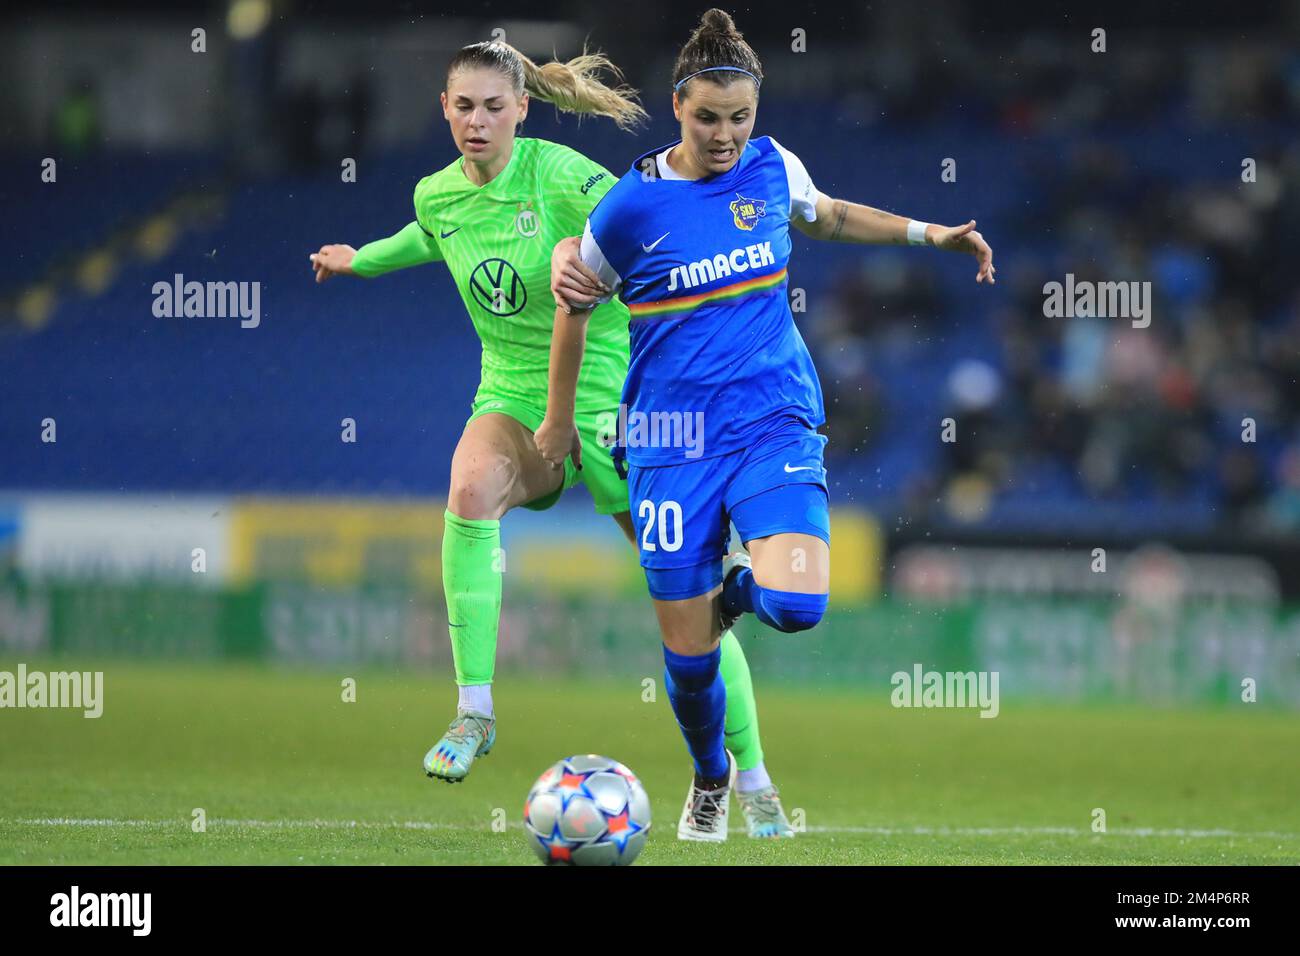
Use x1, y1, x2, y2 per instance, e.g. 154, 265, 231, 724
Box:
579, 136, 826, 467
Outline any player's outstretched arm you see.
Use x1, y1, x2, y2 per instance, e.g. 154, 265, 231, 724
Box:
534, 303, 589, 472
794, 195, 996, 284
309, 221, 442, 283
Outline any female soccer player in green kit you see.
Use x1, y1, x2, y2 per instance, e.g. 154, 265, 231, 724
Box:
308, 39, 795, 838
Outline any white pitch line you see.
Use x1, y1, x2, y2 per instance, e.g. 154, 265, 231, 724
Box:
6, 818, 1296, 840
805, 825, 1299, 840
10, 817, 461, 831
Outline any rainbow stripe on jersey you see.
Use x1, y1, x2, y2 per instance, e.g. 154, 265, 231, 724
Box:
627, 267, 788, 319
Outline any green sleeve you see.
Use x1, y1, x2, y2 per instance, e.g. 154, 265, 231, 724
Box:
351, 221, 443, 278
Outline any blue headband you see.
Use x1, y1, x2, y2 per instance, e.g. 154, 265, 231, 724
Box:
673, 66, 760, 92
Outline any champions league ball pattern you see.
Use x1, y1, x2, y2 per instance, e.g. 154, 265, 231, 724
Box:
523, 755, 651, 865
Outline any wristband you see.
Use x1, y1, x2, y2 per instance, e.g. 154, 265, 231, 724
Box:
907, 220, 931, 246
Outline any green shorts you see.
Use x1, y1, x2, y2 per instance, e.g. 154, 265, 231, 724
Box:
466, 396, 630, 515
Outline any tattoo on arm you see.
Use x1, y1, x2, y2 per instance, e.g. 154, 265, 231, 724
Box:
829, 200, 849, 241
865, 206, 906, 244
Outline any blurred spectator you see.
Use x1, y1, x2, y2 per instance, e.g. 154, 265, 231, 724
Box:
54, 77, 101, 155
811, 36, 1300, 534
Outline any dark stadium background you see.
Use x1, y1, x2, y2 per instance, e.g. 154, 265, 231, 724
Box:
0, 0, 1297, 866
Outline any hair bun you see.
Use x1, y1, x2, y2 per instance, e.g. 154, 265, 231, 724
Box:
699, 8, 738, 37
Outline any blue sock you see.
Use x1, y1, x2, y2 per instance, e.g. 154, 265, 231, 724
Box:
723, 568, 828, 633
721, 567, 754, 619
662, 644, 728, 781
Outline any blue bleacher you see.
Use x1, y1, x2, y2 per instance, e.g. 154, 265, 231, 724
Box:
0, 100, 1283, 532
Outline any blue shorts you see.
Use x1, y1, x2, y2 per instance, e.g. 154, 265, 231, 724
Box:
628, 417, 830, 600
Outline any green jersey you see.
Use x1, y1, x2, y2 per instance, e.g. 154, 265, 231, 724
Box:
406, 137, 630, 414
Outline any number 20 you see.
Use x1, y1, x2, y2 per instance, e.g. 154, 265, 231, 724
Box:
638, 499, 683, 552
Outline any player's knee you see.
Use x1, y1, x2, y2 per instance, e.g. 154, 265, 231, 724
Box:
761, 590, 828, 633
448, 455, 516, 519
447, 482, 502, 520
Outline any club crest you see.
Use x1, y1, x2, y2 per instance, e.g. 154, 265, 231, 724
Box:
730, 193, 767, 231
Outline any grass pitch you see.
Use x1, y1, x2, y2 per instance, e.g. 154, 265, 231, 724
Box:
1, 660, 1296, 865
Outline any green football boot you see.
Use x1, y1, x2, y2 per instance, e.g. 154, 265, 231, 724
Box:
735, 784, 796, 838
423, 710, 496, 783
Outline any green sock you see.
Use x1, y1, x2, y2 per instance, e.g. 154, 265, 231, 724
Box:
719, 629, 764, 771
441, 509, 502, 686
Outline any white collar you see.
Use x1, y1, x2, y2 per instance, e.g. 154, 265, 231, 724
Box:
656, 146, 689, 181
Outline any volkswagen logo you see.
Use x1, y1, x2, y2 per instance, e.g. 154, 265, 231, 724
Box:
469, 258, 527, 316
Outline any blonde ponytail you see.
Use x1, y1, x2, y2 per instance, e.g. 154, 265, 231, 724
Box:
448, 40, 648, 131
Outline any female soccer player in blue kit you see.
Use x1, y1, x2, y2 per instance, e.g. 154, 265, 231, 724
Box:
538, 8, 996, 840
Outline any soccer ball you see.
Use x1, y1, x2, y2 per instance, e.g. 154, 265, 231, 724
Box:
523, 754, 651, 865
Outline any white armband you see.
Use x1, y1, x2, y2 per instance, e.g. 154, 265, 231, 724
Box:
907, 220, 932, 246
